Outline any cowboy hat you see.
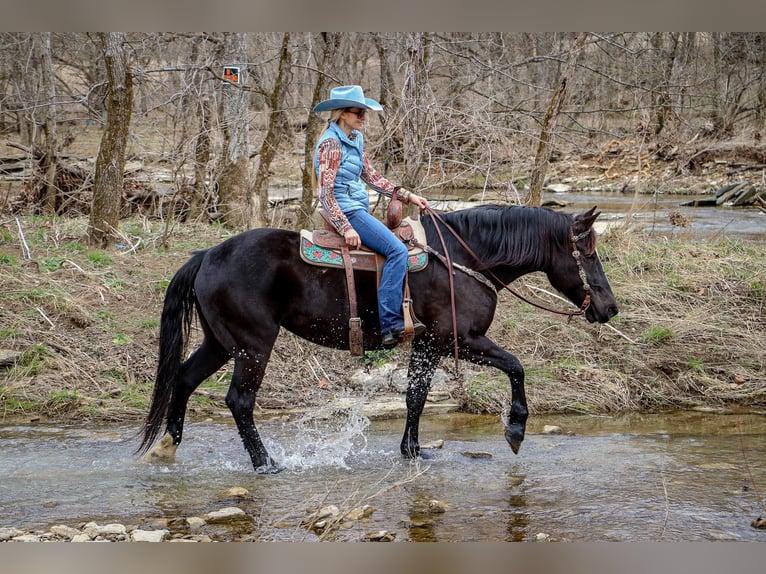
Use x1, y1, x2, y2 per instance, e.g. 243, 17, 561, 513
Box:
312, 85, 383, 112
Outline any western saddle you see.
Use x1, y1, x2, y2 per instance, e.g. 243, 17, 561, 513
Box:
303, 198, 426, 355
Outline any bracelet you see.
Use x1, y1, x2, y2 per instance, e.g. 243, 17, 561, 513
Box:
393, 185, 409, 202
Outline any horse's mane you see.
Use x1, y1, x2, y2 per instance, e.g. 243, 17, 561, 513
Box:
428, 204, 589, 270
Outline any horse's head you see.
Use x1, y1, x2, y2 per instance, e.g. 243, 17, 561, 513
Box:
548, 206, 619, 324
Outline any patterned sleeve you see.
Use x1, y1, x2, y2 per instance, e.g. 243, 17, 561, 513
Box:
316, 138, 352, 233
361, 153, 409, 202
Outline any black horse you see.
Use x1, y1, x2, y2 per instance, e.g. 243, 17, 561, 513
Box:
137, 204, 618, 472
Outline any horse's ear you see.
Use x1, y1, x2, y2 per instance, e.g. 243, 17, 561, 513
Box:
573, 206, 600, 231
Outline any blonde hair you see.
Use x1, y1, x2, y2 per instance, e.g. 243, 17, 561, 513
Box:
311, 109, 346, 190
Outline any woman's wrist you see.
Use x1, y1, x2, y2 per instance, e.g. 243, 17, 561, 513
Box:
394, 185, 411, 203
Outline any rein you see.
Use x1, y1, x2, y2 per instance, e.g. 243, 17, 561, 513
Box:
415, 206, 593, 371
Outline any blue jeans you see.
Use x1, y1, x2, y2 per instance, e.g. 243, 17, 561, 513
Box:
346, 209, 408, 334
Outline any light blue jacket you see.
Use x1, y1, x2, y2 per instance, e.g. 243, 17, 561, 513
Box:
315, 122, 370, 214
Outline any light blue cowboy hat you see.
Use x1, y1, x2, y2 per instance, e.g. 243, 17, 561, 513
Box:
312, 85, 383, 112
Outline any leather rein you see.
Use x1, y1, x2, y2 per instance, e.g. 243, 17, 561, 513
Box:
407, 206, 593, 372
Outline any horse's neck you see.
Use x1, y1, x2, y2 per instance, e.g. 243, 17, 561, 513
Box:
439, 211, 554, 284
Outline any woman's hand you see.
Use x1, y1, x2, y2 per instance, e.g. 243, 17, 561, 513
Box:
406, 191, 429, 211
343, 227, 361, 249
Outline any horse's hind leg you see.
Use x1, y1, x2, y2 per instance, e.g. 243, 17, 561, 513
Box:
143, 338, 229, 464
227, 352, 281, 473
166, 338, 230, 444
401, 339, 440, 458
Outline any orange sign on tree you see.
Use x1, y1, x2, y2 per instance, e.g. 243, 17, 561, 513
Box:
223, 66, 240, 84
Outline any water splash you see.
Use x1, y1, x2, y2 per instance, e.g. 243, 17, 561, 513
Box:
264, 395, 371, 470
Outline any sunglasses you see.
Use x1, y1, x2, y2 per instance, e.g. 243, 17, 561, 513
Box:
346, 108, 366, 119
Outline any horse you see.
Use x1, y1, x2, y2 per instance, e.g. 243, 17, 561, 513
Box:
136, 204, 618, 473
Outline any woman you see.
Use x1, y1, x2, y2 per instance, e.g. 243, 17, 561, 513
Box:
313, 85, 428, 348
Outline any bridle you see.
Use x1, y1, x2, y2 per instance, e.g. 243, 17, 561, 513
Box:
412, 206, 594, 371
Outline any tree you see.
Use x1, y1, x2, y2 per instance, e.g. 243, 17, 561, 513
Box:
527, 33, 588, 206
214, 32, 250, 228
88, 32, 133, 248
297, 32, 341, 231
249, 32, 291, 228
37, 33, 58, 215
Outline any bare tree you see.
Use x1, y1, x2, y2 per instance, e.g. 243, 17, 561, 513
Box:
401, 32, 432, 187
297, 32, 341, 230
88, 32, 133, 248
249, 32, 291, 228
214, 32, 250, 228
37, 33, 58, 214
527, 33, 588, 206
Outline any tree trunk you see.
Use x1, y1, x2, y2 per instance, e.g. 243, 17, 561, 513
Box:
527, 33, 587, 207
215, 32, 250, 228
297, 32, 340, 231
88, 32, 133, 248
37, 33, 58, 215
373, 33, 400, 175
249, 32, 291, 229
188, 97, 212, 221
402, 32, 431, 187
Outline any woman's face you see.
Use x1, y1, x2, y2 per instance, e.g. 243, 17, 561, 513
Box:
340, 107, 366, 132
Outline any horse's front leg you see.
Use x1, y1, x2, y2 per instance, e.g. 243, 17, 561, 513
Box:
459, 335, 527, 454
401, 339, 440, 458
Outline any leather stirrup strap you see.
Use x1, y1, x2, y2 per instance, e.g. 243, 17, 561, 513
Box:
400, 275, 415, 343
341, 245, 363, 356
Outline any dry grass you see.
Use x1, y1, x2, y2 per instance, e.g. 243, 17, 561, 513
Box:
1, 214, 764, 424
463, 227, 765, 414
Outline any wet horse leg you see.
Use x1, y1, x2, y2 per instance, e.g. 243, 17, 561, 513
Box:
459, 334, 528, 454
143, 338, 229, 464
227, 352, 281, 473
401, 339, 440, 458
166, 338, 229, 445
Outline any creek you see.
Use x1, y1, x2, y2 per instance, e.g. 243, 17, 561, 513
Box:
1, 408, 764, 541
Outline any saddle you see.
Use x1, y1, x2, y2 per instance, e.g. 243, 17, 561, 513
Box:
299, 199, 429, 356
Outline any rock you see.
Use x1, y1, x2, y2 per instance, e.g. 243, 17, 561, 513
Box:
83, 522, 127, 538
536, 532, 551, 541
185, 517, 206, 530
461, 451, 493, 459
71, 533, 92, 542
546, 183, 572, 193
219, 486, 251, 499
50, 525, 81, 540
0, 527, 24, 541
316, 505, 341, 519
203, 507, 250, 524
751, 516, 766, 529
361, 530, 396, 542
427, 500, 448, 514
421, 439, 444, 449
0, 349, 23, 368
12, 534, 41, 542
542, 425, 563, 435
346, 505, 375, 521
131, 529, 169, 542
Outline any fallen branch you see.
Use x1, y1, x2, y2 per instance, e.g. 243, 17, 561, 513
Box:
15, 217, 32, 259
726, 163, 766, 176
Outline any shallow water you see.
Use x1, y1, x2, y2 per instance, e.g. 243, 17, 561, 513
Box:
1, 408, 764, 541
427, 189, 766, 241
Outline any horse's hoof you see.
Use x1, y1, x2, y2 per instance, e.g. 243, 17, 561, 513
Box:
141, 433, 178, 464
254, 458, 285, 474
504, 424, 525, 455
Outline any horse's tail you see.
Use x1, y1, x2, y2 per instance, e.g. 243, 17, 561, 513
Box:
135, 250, 206, 455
